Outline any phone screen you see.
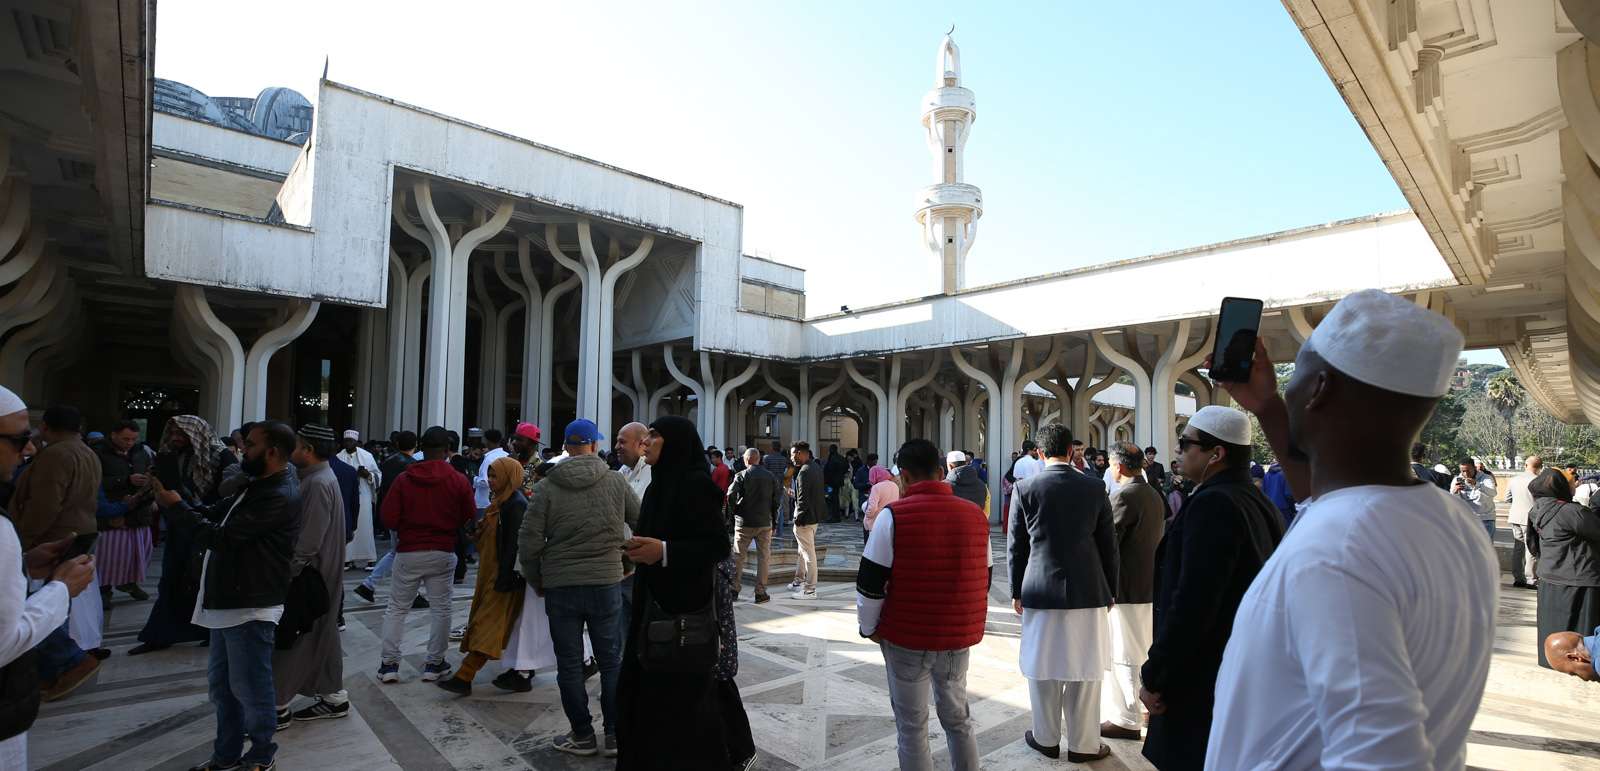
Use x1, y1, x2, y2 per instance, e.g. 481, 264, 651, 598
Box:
1209, 297, 1265, 382
58, 533, 100, 565
153, 452, 182, 491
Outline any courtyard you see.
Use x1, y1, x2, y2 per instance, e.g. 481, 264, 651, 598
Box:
25, 523, 1600, 771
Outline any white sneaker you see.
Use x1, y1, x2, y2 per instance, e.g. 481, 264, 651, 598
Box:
791, 588, 816, 600
786, 579, 803, 591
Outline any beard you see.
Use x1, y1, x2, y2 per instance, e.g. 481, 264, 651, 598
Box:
240, 452, 268, 477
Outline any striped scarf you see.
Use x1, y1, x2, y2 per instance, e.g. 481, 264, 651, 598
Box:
161, 415, 225, 497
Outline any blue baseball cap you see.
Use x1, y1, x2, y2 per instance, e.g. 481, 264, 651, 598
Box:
563, 419, 604, 446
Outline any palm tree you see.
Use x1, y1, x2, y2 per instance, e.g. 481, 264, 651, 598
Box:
1486, 374, 1523, 461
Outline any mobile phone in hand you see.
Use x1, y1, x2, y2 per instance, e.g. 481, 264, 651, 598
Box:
1209, 297, 1265, 382
57, 533, 100, 565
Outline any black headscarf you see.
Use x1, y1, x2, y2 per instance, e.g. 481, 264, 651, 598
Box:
646, 415, 711, 479
634, 415, 729, 615
1529, 467, 1574, 501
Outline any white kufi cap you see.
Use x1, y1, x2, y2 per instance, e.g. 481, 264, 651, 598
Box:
1304, 289, 1463, 398
946, 450, 967, 465
0, 385, 24, 415
1187, 405, 1251, 445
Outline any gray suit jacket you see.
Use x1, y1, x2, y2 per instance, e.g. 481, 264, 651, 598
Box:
1109, 475, 1165, 604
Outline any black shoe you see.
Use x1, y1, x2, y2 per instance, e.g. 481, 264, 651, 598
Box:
292, 697, 349, 721
118, 583, 150, 601
1512, 581, 1534, 589
185, 760, 243, 771
436, 675, 471, 696
754, 594, 771, 604
89, 648, 110, 660
127, 642, 169, 656
276, 708, 292, 731
491, 669, 533, 692
582, 658, 599, 680
1024, 730, 1059, 759
354, 584, 375, 603
412, 595, 430, 609
1066, 743, 1112, 762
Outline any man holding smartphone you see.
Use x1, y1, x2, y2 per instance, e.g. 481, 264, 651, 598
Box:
0, 385, 96, 769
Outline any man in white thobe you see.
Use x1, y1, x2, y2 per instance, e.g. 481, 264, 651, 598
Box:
1208, 290, 1499, 771
472, 428, 509, 513
336, 430, 380, 568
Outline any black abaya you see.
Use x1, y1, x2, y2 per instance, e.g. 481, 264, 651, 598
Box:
615, 416, 739, 770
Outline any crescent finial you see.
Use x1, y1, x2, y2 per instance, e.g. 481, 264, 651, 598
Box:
948, 24, 955, 36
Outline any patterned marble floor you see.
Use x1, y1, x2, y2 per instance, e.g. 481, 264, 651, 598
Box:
26, 522, 1600, 771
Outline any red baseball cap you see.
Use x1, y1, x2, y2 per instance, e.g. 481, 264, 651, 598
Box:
514, 423, 541, 442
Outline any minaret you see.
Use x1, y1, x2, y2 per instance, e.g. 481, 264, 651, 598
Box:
915, 32, 982, 295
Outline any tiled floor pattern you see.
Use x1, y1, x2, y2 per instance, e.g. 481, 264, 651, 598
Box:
28, 522, 1600, 770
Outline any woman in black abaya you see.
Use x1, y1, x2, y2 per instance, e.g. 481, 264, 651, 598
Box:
615, 415, 752, 770
1531, 467, 1600, 668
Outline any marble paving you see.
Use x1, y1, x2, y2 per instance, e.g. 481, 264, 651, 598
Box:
27, 522, 1600, 770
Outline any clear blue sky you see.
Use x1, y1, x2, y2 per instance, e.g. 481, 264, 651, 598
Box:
158, 1, 1427, 320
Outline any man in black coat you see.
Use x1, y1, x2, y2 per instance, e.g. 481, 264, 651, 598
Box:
728, 449, 780, 603
1138, 407, 1284, 771
1009, 423, 1118, 763
787, 442, 826, 599
154, 421, 302, 771
823, 444, 848, 522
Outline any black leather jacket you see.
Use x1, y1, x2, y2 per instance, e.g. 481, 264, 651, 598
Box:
162, 468, 300, 610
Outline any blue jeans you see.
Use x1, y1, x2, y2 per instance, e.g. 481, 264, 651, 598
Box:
36, 623, 85, 679
208, 620, 278, 766
545, 584, 623, 737
1485, 520, 1496, 541
362, 548, 396, 590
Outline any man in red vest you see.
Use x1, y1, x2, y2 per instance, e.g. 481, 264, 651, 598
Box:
856, 438, 992, 771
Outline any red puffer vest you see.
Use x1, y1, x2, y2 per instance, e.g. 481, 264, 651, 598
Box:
875, 481, 991, 651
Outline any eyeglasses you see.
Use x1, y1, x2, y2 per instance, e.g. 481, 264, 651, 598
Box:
1175, 437, 1207, 453
0, 432, 32, 452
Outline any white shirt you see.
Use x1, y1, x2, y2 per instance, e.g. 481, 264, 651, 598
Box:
473, 446, 509, 508
1012, 454, 1043, 481
191, 492, 285, 630
1207, 483, 1498, 771
0, 516, 69, 666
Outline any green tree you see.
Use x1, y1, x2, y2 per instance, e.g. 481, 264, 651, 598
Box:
1419, 391, 1465, 464
1486, 374, 1523, 460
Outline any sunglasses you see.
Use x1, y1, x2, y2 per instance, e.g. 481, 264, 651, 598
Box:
1175, 437, 1207, 453
0, 432, 32, 452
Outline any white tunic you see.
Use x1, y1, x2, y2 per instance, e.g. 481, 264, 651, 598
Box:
499, 588, 559, 671
1207, 483, 1498, 771
1019, 607, 1110, 682
337, 447, 381, 563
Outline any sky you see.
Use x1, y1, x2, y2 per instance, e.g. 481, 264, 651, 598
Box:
154, 1, 1500, 361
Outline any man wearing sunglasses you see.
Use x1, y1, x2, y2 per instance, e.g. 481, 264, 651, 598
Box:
1139, 406, 1285, 771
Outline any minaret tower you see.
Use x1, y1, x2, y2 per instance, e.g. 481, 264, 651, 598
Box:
915, 31, 982, 294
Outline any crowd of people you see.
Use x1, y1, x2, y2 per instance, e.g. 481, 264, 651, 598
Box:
0, 289, 1595, 770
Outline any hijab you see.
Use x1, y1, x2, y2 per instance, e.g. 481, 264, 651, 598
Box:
1529, 467, 1573, 502
484, 455, 525, 520
637, 415, 712, 537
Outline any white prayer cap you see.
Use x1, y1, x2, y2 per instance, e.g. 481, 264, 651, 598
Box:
343, 429, 360, 440
1303, 289, 1463, 398
1186, 405, 1251, 445
946, 450, 967, 465
0, 385, 24, 415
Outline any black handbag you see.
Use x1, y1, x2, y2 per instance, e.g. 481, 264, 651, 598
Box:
636, 579, 720, 673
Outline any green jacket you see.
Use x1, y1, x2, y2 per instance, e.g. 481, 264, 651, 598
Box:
517, 454, 640, 589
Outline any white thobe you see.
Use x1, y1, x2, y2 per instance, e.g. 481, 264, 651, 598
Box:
0, 515, 70, 771
473, 447, 508, 509
1208, 483, 1498, 771
337, 447, 381, 563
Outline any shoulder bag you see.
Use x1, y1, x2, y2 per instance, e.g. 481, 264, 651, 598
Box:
636, 573, 720, 673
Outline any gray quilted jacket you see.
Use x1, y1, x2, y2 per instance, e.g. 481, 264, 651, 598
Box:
518, 454, 640, 589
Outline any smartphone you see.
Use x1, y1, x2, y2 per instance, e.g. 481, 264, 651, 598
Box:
1209, 297, 1265, 382
153, 452, 182, 490
57, 533, 100, 565
619, 540, 643, 551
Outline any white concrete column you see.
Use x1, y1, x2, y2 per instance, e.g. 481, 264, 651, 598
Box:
0, 261, 64, 344
495, 240, 544, 425
3, 279, 79, 402
761, 361, 800, 444
176, 285, 246, 433
711, 357, 760, 448
1148, 321, 1212, 462
662, 344, 709, 437
844, 359, 891, 458
411, 181, 513, 432
796, 364, 813, 443
243, 298, 319, 423
951, 346, 1003, 523
547, 221, 653, 434
472, 262, 501, 431
538, 269, 582, 436
1070, 344, 1118, 443
1004, 337, 1063, 453
400, 258, 430, 432
806, 367, 849, 445
169, 313, 222, 427
893, 351, 944, 452
1092, 330, 1154, 449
